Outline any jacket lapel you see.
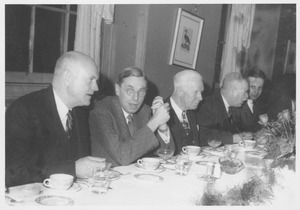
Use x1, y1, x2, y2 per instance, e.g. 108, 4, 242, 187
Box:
111, 96, 132, 138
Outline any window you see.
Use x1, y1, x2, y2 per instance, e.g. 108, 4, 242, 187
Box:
5, 4, 77, 76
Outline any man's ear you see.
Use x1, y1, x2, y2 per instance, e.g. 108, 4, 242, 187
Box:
63, 70, 72, 86
177, 89, 184, 97
115, 83, 120, 96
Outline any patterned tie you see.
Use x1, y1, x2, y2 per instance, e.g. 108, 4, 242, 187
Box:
66, 110, 73, 140
227, 107, 233, 124
127, 114, 134, 136
181, 111, 191, 135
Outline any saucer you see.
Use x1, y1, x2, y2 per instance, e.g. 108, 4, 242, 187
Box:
195, 161, 210, 166
43, 182, 82, 193
134, 173, 164, 183
180, 151, 199, 157
161, 160, 176, 170
201, 146, 225, 157
36, 195, 74, 206
134, 164, 165, 173
108, 170, 121, 181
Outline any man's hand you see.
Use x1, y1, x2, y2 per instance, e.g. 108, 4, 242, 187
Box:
75, 156, 106, 178
148, 96, 170, 132
151, 96, 164, 115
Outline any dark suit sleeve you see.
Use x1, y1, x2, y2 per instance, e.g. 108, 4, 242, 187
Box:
5, 91, 82, 187
5, 101, 43, 186
90, 105, 160, 166
198, 102, 233, 145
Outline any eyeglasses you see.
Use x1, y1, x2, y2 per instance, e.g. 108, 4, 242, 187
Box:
120, 86, 147, 97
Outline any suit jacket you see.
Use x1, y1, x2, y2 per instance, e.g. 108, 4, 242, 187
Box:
165, 97, 201, 154
5, 86, 90, 187
198, 90, 236, 145
231, 101, 263, 133
89, 96, 175, 167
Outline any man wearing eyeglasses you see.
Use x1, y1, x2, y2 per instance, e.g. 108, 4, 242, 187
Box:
89, 67, 175, 166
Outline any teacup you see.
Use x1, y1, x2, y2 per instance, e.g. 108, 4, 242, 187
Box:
182, 145, 201, 156
239, 140, 256, 149
137, 158, 161, 170
43, 174, 74, 190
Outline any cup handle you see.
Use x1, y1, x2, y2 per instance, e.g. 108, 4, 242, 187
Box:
43, 179, 51, 188
239, 140, 244, 147
137, 159, 143, 167
182, 147, 187, 153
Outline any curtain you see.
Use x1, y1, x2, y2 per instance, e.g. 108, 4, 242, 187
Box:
219, 4, 255, 85
74, 4, 114, 69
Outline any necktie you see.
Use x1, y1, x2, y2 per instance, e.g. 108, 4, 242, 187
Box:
227, 107, 233, 124
66, 110, 73, 140
127, 114, 134, 136
181, 111, 191, 135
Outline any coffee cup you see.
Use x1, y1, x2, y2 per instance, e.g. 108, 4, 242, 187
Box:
239, 140, 256, 149
137, 158, 161, 170
182, 145, 201, 156
43, 174, 74, 190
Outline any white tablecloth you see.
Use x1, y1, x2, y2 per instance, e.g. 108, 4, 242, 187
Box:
4, 146, 290, 206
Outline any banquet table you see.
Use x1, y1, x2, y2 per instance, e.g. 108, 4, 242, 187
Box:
4, 145, 284, 206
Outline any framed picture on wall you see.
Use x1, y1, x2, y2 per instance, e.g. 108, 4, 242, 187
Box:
283, 40, 296, 73
169, 8, 204, 69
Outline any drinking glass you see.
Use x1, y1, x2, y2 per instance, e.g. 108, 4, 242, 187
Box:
175, 154, 189, 176
224, 144, 239, 160
91, 167, 110, 194
157, 148, 174, 163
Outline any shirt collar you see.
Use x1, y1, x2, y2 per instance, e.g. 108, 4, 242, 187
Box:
53, 88, 70, 123
220, 93, 230, 113
121, 108, 132, 124
170, 97, 185, 121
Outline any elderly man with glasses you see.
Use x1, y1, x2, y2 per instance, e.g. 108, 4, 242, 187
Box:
89, 67, 175, 166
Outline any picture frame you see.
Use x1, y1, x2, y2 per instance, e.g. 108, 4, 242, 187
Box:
169, 8, 204, 69
283, 40, 296, 73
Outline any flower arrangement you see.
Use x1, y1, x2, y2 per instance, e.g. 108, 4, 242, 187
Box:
255, 109, 296, 170
197, 172, 274, 206
196, 110, 296, 206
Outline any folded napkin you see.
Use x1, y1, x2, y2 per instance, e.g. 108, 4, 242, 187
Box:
6, 183, 43, 201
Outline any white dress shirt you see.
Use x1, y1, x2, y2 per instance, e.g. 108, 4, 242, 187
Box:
53, 88, 71, 131
247, 99, 254, 113
170, 97, 188, 123
220, 93, 230, 114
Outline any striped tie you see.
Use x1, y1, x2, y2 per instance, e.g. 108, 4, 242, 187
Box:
127, 114, 134, 136
181, 111, 191, 135
66, 110, 73, 140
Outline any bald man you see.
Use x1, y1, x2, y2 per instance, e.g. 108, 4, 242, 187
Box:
159, 70, 204, 155
6, 51, 106, 187
198, 72, 253, 145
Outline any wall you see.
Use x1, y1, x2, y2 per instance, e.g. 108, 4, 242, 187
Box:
246, 5, 281, 79
102, 4, 223, 104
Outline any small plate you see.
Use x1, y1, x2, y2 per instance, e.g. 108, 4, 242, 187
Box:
108, 170, 121, 181
35, 195, 74, 206
195, 161, 210, 166
134, 173, 164, 183
134, 164, 165, 173
180, 151, 199, 157
201, 146, 225, 157
43, 182, 82, 193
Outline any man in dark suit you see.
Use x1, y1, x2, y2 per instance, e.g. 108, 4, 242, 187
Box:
198, 72, 253, 145
161, 70, 204, 154
231, 68, 266, 133
90, 67, 175, 166
6, 51, 106, 187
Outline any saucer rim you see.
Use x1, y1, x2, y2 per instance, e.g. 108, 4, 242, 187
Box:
134, 164, 165, 173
